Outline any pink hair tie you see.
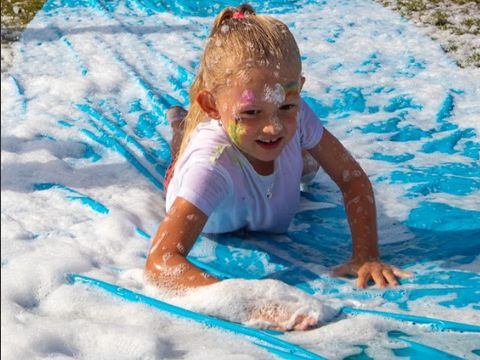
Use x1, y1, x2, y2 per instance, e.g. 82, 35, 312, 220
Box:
232, 12, 245, 19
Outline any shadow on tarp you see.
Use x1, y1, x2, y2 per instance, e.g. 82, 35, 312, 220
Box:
1, 136, 166, 192
20, 24, 203, 42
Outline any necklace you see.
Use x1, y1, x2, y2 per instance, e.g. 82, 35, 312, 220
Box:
266, 185, 273, 199
229, 141, 276, 199
260, 173, 275, 199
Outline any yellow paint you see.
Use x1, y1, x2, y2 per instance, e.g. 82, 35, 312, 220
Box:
283, 81, 300, 97
210, 144, 229, 163
228, 121, 247, 146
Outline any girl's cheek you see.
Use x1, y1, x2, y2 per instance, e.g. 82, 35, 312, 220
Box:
228, 122, 249, 145
281, 111, 298, 125
283, 112, 299, 133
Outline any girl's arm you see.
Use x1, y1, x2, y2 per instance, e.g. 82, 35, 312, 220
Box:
307, 128, 412, 288
145, 198, 317, 330
145, 197, 220, 289
146, 199, 320, 330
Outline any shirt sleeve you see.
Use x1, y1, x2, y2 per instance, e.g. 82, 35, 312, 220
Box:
298, 98, 324, 150
176, 164, 231, 217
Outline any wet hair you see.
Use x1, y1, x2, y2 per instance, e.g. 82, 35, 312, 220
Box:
176, 3, 302, 160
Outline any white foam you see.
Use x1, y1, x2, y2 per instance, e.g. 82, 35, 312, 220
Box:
163, 279, 341, 330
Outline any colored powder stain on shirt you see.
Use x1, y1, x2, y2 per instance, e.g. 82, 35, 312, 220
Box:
210, 144, 229, 163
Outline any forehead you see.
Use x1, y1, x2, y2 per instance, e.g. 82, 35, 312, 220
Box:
225, 64, 301, 94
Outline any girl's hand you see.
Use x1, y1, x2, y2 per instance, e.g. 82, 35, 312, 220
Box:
333, 260, 413, 288
248, 303, 319, 331
179, 279, 340, 332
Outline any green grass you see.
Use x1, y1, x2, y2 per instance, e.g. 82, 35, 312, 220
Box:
380, 0, 480, 67
462, 18, 480, 34
432, 10, 450, 27
398, 0, 427, 12
466, 51, 480, 64
1, 0, 46, 28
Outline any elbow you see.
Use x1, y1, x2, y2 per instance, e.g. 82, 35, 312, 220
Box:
144, 250, 188, 289
341, 171, 374, 197
145, 247, 187, 275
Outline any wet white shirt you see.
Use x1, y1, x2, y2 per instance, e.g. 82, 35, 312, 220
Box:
166, 99, 324, 234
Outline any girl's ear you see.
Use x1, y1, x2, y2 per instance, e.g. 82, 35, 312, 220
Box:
196, 90, 221, 119
300, 76, 306, 91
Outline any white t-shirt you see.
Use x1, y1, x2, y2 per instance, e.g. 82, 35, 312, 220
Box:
166, 99, 324, 234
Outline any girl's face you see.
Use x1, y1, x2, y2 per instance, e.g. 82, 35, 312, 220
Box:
214, 65, 304, 172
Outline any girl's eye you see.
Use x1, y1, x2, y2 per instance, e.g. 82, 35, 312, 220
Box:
280, 104, 297, 111
242, 110, 261, 116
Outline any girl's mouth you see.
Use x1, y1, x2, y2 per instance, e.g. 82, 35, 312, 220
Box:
255, 137, 282, 149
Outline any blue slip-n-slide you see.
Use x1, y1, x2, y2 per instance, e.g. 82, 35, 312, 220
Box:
3, 0, 479, 358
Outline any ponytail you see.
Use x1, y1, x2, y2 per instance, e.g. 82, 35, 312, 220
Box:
210, 4, 256, 36
176, 64, 206, 161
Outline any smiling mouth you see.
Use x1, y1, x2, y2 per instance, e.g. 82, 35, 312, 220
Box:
255, 138, 282, 149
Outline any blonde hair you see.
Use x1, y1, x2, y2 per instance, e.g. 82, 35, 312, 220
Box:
176, 4, 302, 161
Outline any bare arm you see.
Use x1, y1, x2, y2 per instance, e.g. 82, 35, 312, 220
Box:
145, 198, 317, 330
308, 128, 411, 287
145, 197, 219, 289
145, 198, 317, 331
308, 128, 379, 261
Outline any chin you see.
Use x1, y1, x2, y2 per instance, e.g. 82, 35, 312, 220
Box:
254, 151, 282, 163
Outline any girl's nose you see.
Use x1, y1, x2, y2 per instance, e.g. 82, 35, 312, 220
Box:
263, 116, 283, 134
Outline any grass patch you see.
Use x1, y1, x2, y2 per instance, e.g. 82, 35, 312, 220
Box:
398, 0, 427, 12
466, 51, 480, 65
462, 18, 480, 34
1, 0, 46, 28
378, 0, 480, 67
432, 10, 450, 27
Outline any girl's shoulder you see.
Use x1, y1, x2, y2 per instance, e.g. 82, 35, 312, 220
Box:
297, 97, 325, 149
180, 119, 240, 171
189, 119, 231, 154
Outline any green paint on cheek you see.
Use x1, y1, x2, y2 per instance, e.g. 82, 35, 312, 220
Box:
228, 122, 247, 145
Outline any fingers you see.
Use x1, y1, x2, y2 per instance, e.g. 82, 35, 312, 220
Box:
293, 315, 308, 331
293, 315, 318, 331
335, 261, 414, 288
392, 267, 414, 278
355, 263, 412, 288
270, 311, 318, 332
249, 305, 317, 332
371, 269, 387, 288
382, 268, 399, 287
356, 271, 371, 288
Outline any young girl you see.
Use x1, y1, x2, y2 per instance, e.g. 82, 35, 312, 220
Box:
145, 4, 411, 330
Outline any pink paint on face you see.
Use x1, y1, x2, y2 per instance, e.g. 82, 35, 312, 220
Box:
240, 89, 256, 105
